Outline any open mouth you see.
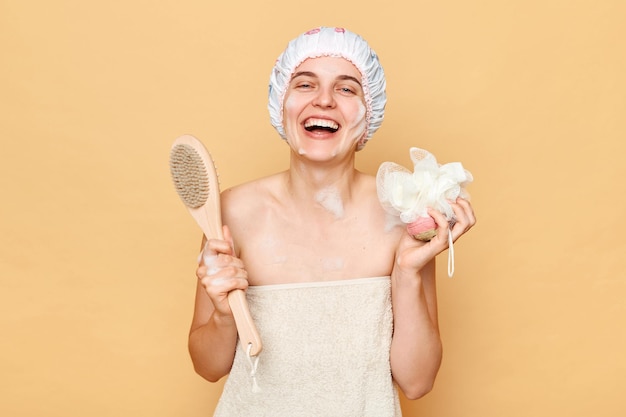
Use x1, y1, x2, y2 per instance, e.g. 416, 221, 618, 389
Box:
304, 118, 339, 133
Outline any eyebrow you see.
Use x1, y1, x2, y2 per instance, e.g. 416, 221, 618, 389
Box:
291, 71, 362, 87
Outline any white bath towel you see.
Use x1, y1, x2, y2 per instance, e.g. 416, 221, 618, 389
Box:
213, 276, 401, 417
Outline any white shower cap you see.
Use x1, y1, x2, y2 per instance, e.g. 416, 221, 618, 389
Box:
268, 27, 387, 151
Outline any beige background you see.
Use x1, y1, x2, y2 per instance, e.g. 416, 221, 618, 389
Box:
1, 0, 625, 416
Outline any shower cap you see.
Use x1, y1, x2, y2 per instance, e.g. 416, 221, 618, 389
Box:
268, 27, 387, 151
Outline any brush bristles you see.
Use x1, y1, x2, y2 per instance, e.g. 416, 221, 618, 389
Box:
169, 144, 210, 209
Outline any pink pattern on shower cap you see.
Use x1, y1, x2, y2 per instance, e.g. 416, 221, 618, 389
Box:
305, 28, 321, 35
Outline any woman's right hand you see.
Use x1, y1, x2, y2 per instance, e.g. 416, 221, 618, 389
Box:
196, 225, 249, 318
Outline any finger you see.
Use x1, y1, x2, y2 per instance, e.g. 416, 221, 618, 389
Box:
199, 271, 249, 293
426, 208, 452, 246
196, 264, 208, 280
449, 201, 468, 229
202, 253, 245, 277
198, 237, 228, 265
198, 274, 249, 316
447, 199, 475, 241
451, 198, 476, 228
200, 238, 234, 269
206, 238, 234, 256
426, 207, 448, 230
455, 198, 476, 226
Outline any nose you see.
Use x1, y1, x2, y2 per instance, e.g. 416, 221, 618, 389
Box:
312, 86, 336, 108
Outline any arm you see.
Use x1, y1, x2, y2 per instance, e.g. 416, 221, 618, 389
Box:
390, 254, 441, 399
390, 198, 475, 399
188, 226, 249, 382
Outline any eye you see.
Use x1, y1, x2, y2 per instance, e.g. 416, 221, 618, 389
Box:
336, 83, 360, 96
292, 79, 316, 90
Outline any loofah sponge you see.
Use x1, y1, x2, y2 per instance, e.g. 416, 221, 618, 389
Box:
376, 147, 473, 241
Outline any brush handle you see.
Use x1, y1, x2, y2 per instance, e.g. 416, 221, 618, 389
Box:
228, 290, 263, 356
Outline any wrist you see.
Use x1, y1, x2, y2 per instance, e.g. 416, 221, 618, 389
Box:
392, 267, 423, 288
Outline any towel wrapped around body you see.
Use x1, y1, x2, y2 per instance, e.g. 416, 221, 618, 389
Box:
213, 276, 402, 417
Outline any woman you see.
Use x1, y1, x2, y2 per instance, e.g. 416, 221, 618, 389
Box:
188, 27, 475, 416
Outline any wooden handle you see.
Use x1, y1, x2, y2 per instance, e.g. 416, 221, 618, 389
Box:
228, 289, 263, 356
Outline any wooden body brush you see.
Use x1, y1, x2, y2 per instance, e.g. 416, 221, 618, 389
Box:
169, 134, 262, 356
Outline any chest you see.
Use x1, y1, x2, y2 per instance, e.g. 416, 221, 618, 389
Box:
236, 210, 402, 285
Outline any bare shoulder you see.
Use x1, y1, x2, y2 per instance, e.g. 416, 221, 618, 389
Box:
355, 171, 393, 217
356, 171, 404, 234
220, 172, 284, 230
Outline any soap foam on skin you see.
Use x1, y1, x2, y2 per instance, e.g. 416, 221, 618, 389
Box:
315, 186, 345, 219
261, 236, 288, 264
351, 101, 367, 132
202, 253, 222, 276
330, 100, 367, 158
283, 95, 307, 155
322, 257, 345, 271
384, 213, 404, 233
331, 100, 366, 157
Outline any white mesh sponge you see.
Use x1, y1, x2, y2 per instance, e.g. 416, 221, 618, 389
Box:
376, 147, 473, 228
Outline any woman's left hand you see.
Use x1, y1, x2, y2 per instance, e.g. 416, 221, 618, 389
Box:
395, 198, 476, 274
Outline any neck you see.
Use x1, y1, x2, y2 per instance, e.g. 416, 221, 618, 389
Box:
284, 151, 360, 219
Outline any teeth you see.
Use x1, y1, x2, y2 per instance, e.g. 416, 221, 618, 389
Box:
304, 118, 339, 130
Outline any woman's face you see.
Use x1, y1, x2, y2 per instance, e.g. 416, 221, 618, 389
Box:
282, 56, 367, 161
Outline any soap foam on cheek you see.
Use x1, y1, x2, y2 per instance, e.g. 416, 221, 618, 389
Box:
349, 100, 367, 137
329, 103, 365, 158
284, 94, 293, 110
336, 101, 366, 155
283, 94, 308, 155
355, 100, 366, 125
